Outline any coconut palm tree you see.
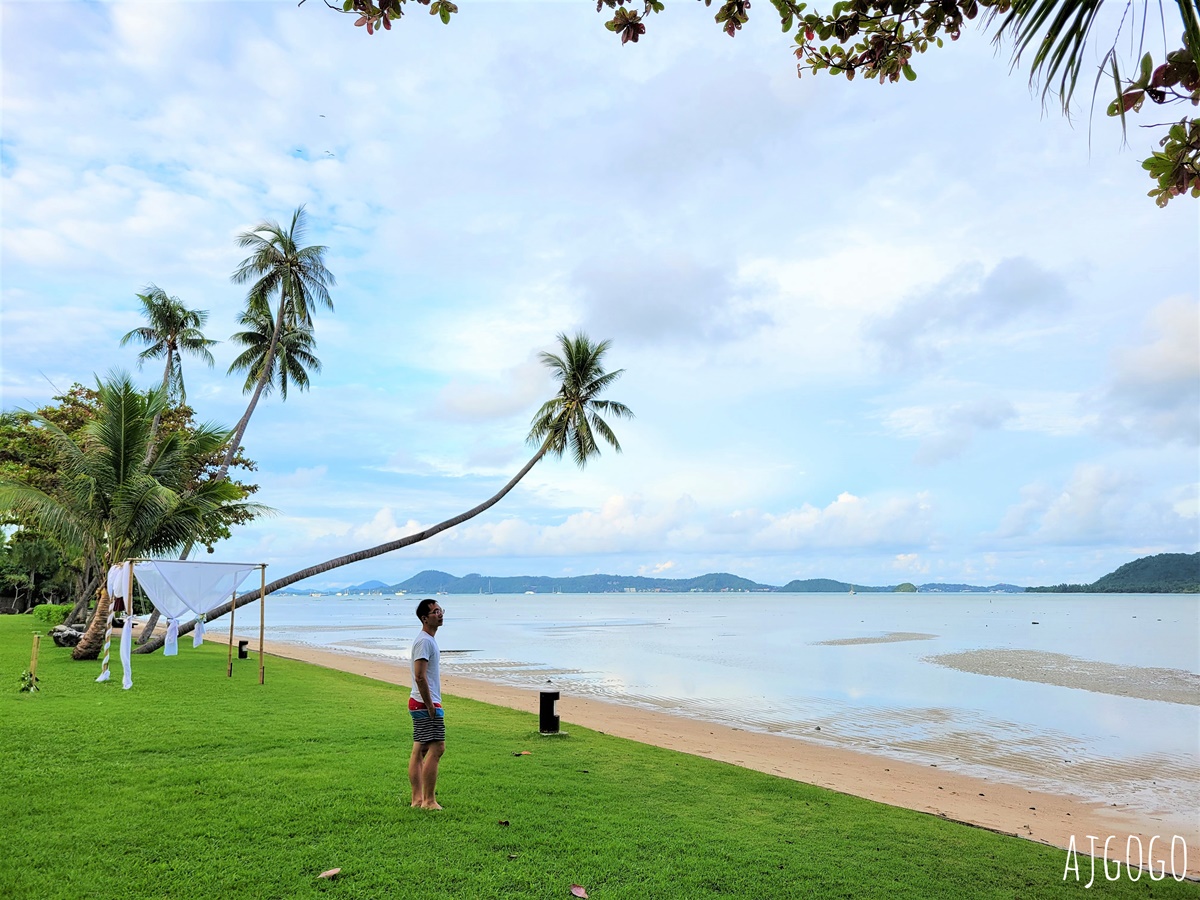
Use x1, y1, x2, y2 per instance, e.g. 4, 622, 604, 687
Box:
0, 371, 264, 659
138, 332, 632, 653
120, 286, 217, 406
227, 292, 323, 401
219, 206, 335, 475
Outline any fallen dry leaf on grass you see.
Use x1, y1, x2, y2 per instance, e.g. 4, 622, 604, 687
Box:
570, 885, 589, 898
513, 750, 532, 756
317, 868, 341, 880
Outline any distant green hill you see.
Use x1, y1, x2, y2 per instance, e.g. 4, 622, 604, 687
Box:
1026, 552, 1200, 593
311, 570, 1033, 595
392, 571, 769, 594
776, 578, 888, 593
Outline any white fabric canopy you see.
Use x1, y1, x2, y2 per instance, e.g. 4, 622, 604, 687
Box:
132, 560, 262, 656
133, 560, 260, 615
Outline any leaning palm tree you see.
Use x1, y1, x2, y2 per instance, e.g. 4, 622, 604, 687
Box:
139, 332, 632, 653
0, 372, 264, 659
219, 206, 335, 475
120, 285, 217, 406
227, 292, 322, 402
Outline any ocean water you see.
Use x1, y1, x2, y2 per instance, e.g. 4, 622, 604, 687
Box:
238, 591, 1200, 824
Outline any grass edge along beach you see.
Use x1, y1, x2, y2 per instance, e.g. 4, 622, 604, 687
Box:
3, 618, 1197, 899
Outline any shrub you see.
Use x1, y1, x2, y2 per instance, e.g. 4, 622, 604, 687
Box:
30, 604, 68, 627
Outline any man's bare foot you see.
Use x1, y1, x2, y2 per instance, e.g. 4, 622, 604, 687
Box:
422, 801, 443, 810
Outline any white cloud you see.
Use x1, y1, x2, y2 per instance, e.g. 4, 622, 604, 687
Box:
754, 491, 936, 550
892, 553, 930, 574
433, 357, 554, 422
1098, 296, 1200, 444
868, 257, 1071, 372
882, 396, 1017, 464
993, 463, 1195, 547
575, 252, 772, 345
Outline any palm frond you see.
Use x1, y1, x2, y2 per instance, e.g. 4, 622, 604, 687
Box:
525, 332, 631, 469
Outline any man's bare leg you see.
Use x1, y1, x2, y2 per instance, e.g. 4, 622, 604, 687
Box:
409, 742, 427, 807
419, 740, 445, 809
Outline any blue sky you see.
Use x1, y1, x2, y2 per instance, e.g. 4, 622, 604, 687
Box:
2, 1, 1197, 589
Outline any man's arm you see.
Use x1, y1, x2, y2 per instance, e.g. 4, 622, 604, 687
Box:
413, 657, 437, 714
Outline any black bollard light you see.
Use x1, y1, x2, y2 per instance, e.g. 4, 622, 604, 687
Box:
539, 690, 560, 734
237, 639, 249, 660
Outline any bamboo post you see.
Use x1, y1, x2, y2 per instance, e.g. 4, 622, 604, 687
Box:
125, 561, 134, 624
226, 585, 237, 678
29, 632, 41, 682
258, 564, 266, 685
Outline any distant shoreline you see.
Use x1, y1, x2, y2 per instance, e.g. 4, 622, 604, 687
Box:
275, 587, 1200, 597
289, 551, 1200, 596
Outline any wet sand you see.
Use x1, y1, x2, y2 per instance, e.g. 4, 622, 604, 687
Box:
929, 648, 1200, 706
221, 630, 1199, 863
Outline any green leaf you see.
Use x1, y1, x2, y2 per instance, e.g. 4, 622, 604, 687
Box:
902, 63, 916, 81
782, 12, 793, 32
439, 5, 450, 23
1139, 52, 1153, 86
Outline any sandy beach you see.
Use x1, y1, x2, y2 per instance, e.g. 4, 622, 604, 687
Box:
219, 630, 1198, 864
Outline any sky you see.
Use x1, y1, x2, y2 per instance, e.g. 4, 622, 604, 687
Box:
1, 0, 1197, 591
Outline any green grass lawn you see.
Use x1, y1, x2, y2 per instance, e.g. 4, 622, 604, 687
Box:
1, 616, 1195, 899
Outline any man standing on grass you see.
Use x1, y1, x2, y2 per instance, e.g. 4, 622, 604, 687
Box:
409, 598, 445, 809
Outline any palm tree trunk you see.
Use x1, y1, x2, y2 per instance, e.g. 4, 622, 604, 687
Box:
64, 571, 102, 627
137, 608, 161, 643
217, 301, 285, 478
144, 349, 174, 460
138, 444, 549, 654
73, 586, 112, 660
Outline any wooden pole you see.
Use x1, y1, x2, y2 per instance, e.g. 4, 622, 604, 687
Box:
125, 561, 134, 622
258, 564, 266, 685
29, 632, 41, 682
226, 585, 237, 678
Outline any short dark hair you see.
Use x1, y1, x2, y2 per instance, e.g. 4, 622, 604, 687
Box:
416, 598, 438, 621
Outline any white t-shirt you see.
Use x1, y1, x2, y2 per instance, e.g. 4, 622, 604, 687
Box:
410, 631, 441, 707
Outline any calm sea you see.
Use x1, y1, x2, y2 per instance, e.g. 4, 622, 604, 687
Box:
238, 591, 1199, 825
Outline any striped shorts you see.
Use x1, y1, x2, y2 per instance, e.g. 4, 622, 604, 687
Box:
409, 698, 445, 744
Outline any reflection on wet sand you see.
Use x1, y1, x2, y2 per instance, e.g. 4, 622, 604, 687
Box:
927, 649, 1200, 706
815, 632, 938, 646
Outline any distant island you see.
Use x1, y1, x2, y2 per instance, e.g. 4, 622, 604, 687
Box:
1025, 552, 1200, 593
279, 571, 1027, 595
274, 551, 1200, 596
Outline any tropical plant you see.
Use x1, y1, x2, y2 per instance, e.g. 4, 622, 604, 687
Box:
220, 206, 335, 475
120, 285, 217, 405
0, 385, 261, 627
332, 0, 1200, 204
138, 332, 632, 653
0, 372, 265, 659
227, 292, 323, 402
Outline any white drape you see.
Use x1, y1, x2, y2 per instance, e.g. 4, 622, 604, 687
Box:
132, 561, 260, 656
106, 564, 125, 599
134, 560, 260, 617
119, 616, 133, 690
